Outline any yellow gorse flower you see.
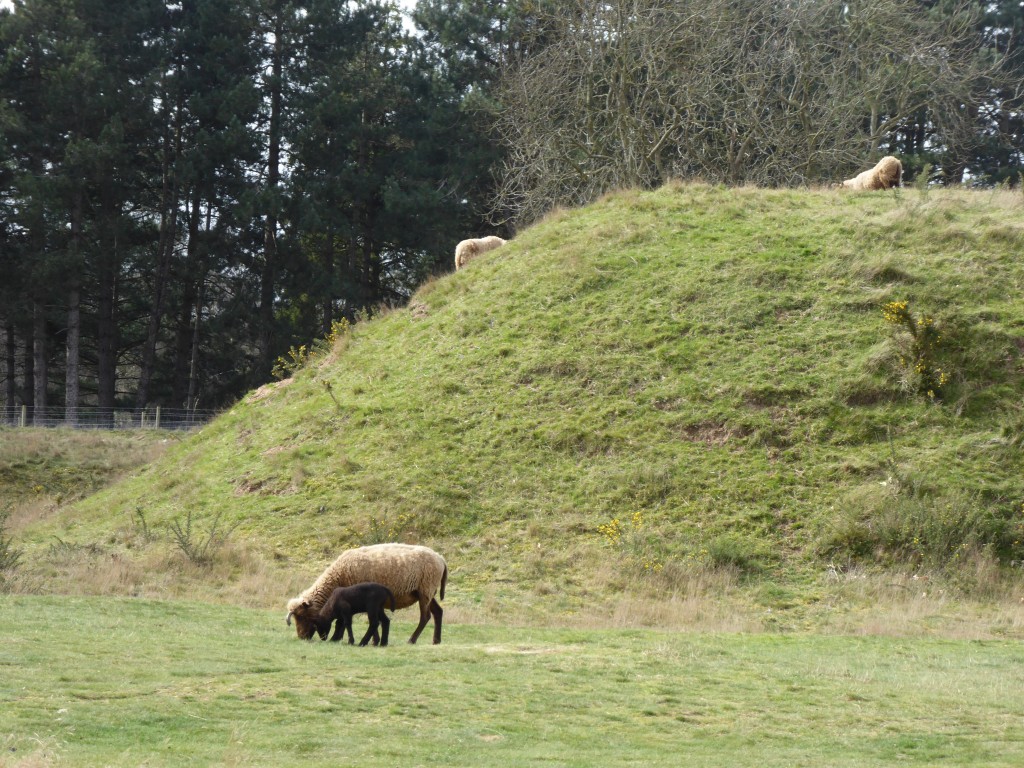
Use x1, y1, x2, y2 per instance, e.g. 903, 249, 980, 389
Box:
597, 518, 623, 545
882, 300, 910, 325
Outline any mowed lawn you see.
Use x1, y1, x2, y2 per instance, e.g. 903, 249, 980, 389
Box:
1, 596, 1022, 767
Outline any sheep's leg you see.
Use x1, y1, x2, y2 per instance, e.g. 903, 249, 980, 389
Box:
345, 616, 355, 645
429, 598, 443, 644
407, 594, 432, 644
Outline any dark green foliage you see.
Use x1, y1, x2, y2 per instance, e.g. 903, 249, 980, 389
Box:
965, 0, 1024, 185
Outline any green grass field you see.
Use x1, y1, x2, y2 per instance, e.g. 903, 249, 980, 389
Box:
3, 596, 1023, 767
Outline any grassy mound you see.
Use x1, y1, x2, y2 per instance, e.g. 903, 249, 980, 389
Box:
10, 183, 1024, 627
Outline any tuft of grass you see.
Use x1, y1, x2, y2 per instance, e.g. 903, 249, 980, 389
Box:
131, 507, 156, 543
704, 532, 774, 575
169, 509, 240, 566
0, 505, 24, 591
822, 488, 1024, 568
360, 511, 416, 546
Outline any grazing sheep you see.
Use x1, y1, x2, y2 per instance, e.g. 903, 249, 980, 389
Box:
454, 236, 507, 270
842, 156, 903, 190
312, 582, 397, 646
286, 543, 447, 644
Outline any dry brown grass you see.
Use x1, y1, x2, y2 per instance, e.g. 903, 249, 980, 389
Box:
11, 531, 1024, 638
0, 734, 60, 768
583, 560, 764, 632
11, 526, 308, 609
601, 591, 764, 633
4, 497, 57, 537
0, 427, 170, 469
818, 562, 1024, 639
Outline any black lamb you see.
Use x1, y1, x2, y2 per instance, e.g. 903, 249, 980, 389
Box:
312, 582, 396, 646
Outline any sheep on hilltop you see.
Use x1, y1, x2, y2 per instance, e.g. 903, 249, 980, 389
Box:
454, 236, 507, 270
841, 156, 903, 191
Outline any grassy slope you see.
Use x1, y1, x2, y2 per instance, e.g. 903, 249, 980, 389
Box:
0, 430, 170, 507
15, 183, 1024, 624
2, 595, 1023, 767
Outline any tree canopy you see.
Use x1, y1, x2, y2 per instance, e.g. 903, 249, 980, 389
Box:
1, 0, 1020, 415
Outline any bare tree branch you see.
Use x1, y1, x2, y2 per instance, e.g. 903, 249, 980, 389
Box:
491, 0, 1016, 227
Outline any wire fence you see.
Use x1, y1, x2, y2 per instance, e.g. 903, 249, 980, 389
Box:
1, 406, 218, 431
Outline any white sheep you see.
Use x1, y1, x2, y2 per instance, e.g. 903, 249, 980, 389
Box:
454, 236, 507, 270
286, 543, 448, 644
841, 156, 903, 190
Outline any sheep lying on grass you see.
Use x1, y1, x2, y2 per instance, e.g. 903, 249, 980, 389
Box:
454, 236, 507, 270
842, 156, 903, 190
287, 543, 447, 644
311, 582, 396, 646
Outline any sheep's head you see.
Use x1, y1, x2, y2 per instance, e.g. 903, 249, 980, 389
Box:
286, 600, 318, 640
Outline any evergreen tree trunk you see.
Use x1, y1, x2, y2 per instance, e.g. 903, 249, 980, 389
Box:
258, 6, 284, 382
65, 286, 80, 426
137, 92, 183, 409
21, 319, 34, 410
322, 225, 335, 336
186, 201, 213, 411
4, 320, 16, 416
32, 298, 47, 423
65, 187, 83, 425
186, 276, 205, 410
172, 190, 203, 407
96, 242, 118, 422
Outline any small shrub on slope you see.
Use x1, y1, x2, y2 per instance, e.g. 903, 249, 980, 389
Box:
881, 300, 949, 400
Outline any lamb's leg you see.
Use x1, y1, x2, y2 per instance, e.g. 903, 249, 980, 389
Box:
359, 610, 379, 647
379, 613, 390, 647
345, 616, 355, 645
328, 617, 344, 642
331, 615, 352, 643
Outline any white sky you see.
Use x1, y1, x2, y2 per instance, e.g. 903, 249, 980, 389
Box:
0, 1, 416, 13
